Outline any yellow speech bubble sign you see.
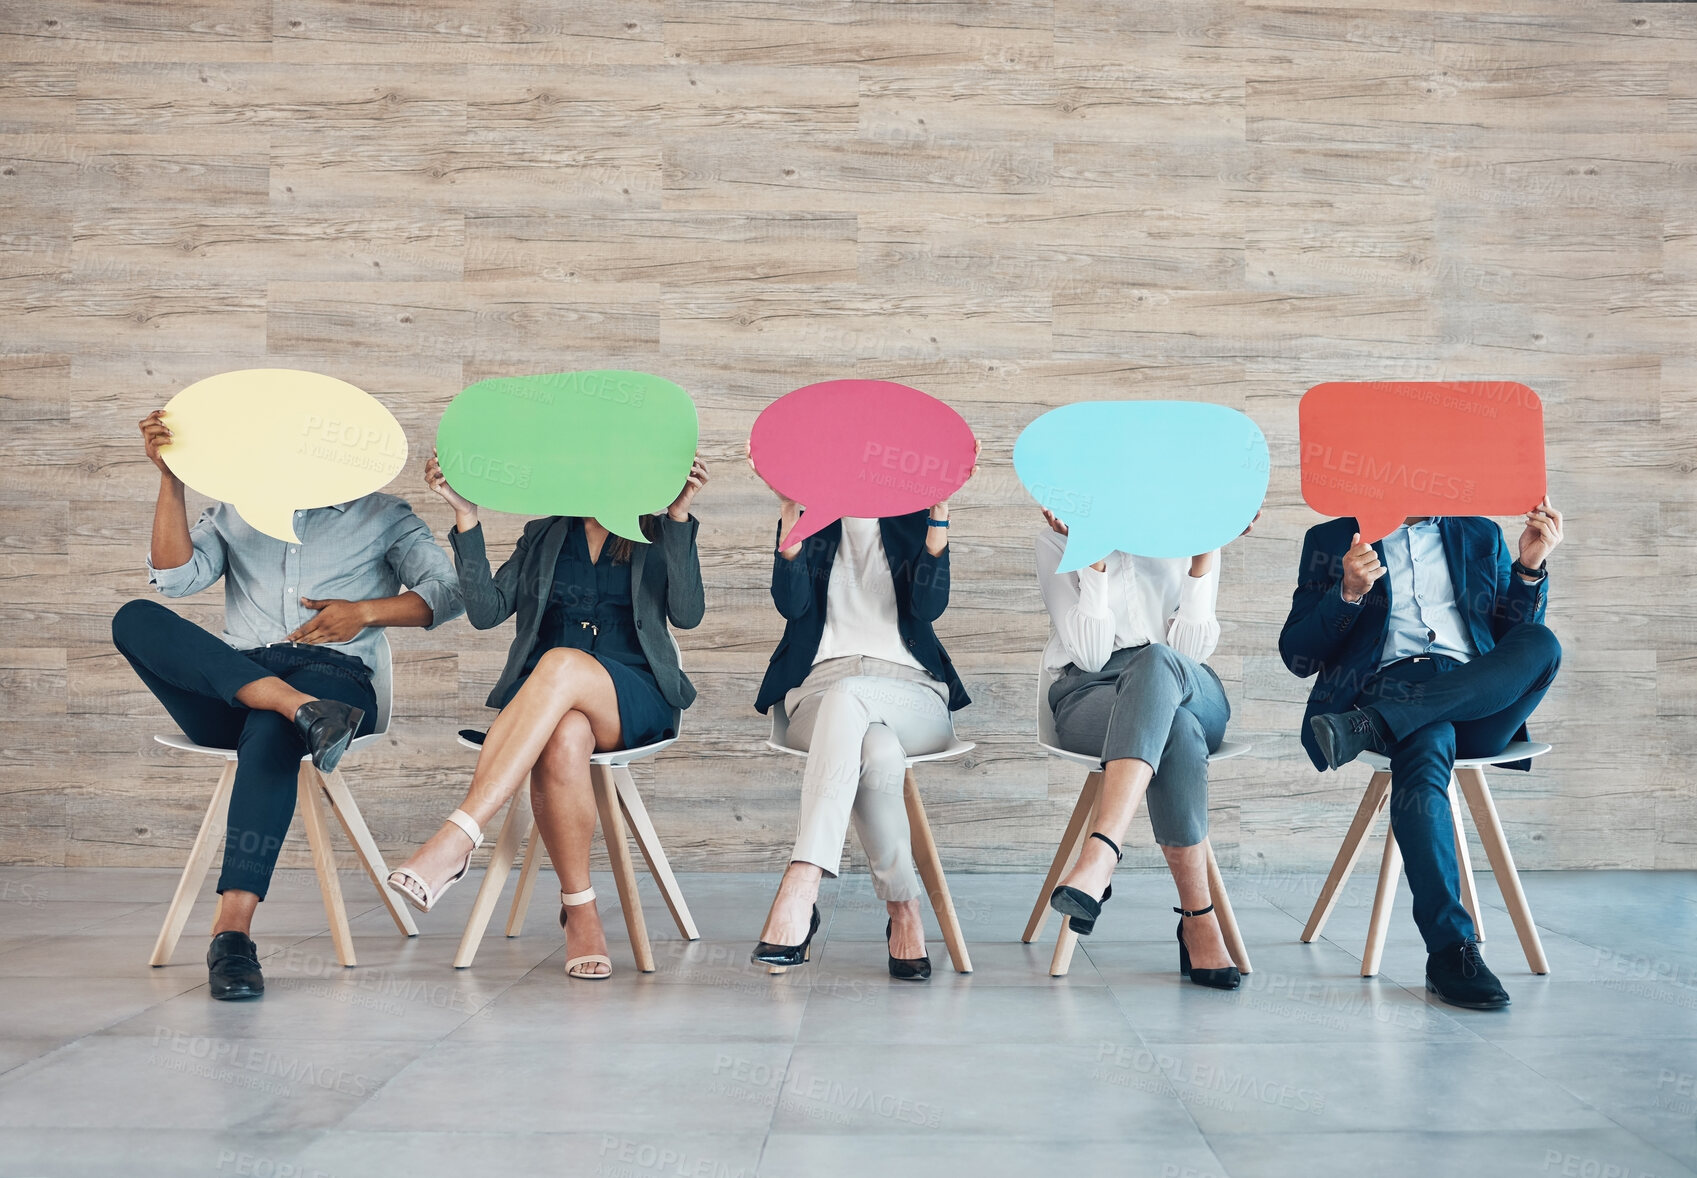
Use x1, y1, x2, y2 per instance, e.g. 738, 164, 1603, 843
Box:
160, 369, 409, 542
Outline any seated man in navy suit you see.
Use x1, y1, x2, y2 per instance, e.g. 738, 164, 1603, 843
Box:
1280, 498, 1564, 1009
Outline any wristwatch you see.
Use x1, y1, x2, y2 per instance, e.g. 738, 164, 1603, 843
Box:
1511, 559, 1546, 582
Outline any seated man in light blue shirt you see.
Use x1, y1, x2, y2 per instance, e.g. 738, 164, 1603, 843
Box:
1281, 502, 1565, 1010
111, 409, 463, 1001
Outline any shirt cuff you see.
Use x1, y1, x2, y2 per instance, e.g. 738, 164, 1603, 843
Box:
1175, 570, 1214, 617
1075, 564, 1112, 615
145, 556, 198, 597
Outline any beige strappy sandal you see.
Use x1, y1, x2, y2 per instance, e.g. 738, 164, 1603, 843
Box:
560, 888, 613, 980
387, 809, 483, 913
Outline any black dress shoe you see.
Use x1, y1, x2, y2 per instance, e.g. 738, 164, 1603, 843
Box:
1426, 936, 1510, 1009
1309, 707, 1390, 770
293, 699, 365, 774
751, 904, 820, 968
885, 919, 932, 981
207, 931, 264, 1001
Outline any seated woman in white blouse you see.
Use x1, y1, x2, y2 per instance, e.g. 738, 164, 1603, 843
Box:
1038, 508, 1255, 990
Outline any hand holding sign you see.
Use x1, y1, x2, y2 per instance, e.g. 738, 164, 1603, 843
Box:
1014, 401, 1269, 572
435, 371, 698, 541
158, 369, 408, 543
1300, 381, 1546, 544
748, 380, 977, 549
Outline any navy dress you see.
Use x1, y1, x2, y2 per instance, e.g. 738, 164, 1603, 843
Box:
495, 518, 676, 748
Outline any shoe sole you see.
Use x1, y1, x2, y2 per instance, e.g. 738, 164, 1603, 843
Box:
1425, 979, 1509, 1009
1049, 888, 1099, 923
210, 987, 263, 1001
1310, 716, 1353, 770
312, 726, 357, 774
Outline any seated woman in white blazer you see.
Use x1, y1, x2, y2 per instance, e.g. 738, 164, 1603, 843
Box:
1038, 508, 1255, 990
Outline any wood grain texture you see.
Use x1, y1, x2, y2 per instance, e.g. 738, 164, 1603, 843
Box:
1, 0, 1691, 875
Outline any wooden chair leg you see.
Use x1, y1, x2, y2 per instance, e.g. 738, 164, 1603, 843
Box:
1049, 781, 1102, 978
150, 759, 237, 967
1362, 821, 1402, 977
1023, 770, 1101, 944
904, 769, 971, 974
1456, 766, 1549, 974
506, 806, 545, 937
453, 790, 531, 969
1205, 840, 1251, 975
1449, 777, 1483, 941
615, 767, 700, 940
594, 766, 653, 973
317, 766, 418, 938
297, 765, 355, 968
1302, 770, 1392, 942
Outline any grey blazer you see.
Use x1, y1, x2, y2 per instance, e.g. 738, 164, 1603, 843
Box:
448, 514, 705, 712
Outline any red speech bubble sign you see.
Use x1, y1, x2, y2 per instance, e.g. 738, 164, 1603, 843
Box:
750, 380, 977, 549
1300, 381, 1545, 543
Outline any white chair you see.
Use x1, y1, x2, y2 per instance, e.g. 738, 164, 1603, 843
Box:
148, 633, 418, 969
1023, 658, 1254, 978
1301, 742, 1552, 977
450, 728, 699, 972
766, 697, 977, 974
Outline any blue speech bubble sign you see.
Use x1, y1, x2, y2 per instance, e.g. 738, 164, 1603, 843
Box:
1013, 401, 1269, 571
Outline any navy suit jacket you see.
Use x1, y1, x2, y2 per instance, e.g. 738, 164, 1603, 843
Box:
1279, 516, 1548, 772
754, 511, 970, 714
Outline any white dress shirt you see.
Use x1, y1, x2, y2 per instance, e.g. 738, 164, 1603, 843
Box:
1374, 518, 1475, 667
1035, 528, 1220, 673
813, 517, 927, 672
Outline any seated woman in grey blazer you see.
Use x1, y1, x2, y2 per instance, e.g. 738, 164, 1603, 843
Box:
388, 451, 707, 980
1038, 508, 1254, 991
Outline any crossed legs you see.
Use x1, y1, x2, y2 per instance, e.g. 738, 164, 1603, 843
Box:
391, 648, 622, 973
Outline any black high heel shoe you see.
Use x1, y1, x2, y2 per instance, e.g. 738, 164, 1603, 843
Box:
885, 919, 932, 981
1049, 832, 1122, 935
1175, 904, 1241, 990
751, 903, 820, 968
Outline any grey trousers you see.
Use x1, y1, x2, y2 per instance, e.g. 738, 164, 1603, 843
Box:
1049, 643, 1230, 847
784, 656, 954, 901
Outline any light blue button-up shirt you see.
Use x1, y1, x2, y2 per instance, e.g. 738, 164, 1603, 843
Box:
146, 493, 463, 675
1377, 518, 1475, 667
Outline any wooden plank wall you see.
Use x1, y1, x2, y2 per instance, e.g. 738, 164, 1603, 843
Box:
1, 1, 1692, 877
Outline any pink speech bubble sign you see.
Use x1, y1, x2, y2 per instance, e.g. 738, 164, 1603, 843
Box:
749, 380, 977, 549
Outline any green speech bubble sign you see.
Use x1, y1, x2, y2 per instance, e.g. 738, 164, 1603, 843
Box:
435, 371, 699, 541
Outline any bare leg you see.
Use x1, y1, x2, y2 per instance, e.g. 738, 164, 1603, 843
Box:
529, 710, 609, 977
1058, 755, 1153, 900
212, 889, 259, 936
760, 861, 823, 945
392, 649, 622, 893
233, 676, 314, 720
887, 898, 925, 959
1161, 840, 1231, 970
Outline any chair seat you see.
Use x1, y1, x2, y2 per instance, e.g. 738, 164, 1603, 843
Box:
153, 731, 385, 760
1357, 740, 1551, 772
765, 736, 975, 767
1036, 737, 1252, 770
455, 729, 677, 767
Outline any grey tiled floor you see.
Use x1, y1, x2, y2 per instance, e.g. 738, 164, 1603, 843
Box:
0, 865, 1694, 1178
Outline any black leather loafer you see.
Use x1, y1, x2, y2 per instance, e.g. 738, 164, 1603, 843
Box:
293, 699, 364, 773
207, 930, 264, 1001
1426, 936, 1510, 1010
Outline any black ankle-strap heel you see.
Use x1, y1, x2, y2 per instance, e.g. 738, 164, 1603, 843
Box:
1175, 902, 1241, 990
1049, 832, 1122, 936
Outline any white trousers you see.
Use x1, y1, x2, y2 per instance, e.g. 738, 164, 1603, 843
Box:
784, 656, 954, 901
